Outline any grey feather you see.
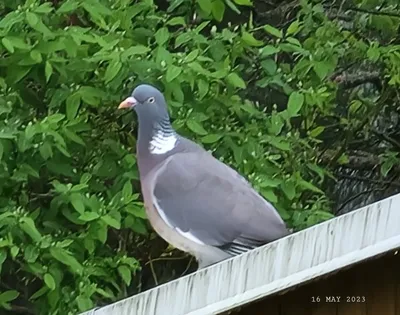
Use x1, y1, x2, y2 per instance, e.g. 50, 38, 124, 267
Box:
153, 151, 289, 255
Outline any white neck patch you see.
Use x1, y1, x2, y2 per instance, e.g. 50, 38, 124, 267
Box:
149, 130, 177, 154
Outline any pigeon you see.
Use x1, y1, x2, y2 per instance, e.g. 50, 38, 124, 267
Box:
118, 84, 290, 269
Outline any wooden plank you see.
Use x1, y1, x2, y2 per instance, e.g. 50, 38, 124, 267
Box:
236, 295, 280, 315
310, 275, 339, 315
280, 284, 313, 315
336, 262, 366, 315
396, 251, 400, 315
364, 254, 396, 315
396, 252, 400, 315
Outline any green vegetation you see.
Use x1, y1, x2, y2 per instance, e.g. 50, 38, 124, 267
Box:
0, 0, 399, 313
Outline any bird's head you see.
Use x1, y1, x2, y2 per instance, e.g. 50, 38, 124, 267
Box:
118, 84, 169, 121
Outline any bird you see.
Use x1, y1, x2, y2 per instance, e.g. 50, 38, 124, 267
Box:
118, 84, 290, 269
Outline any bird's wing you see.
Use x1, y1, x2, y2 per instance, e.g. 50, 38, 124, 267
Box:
151, 151, 289, 255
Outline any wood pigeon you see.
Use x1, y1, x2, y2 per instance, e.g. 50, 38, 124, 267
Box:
118, 84, 290, 269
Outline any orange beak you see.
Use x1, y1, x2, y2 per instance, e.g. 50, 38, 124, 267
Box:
118, 96, 137, 109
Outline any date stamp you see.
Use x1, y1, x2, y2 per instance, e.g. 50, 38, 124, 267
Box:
311, 296, 366, 303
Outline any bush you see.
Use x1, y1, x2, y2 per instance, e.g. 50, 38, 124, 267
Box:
0, 0, 399, 313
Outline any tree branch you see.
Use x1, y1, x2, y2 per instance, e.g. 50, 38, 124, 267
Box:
256, 0, 299, 20
332, 71, 381, 89
336, 188, 386, 214
336, 173, 400, 188
372, 130, 400, 150
320, 149, 399, 172
11, 305, 36, 315
344, 6, 400, 18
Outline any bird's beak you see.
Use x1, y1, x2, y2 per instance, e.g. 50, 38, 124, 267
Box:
118, 96, 137, 109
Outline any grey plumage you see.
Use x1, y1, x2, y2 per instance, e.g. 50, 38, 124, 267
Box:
118, 84, 290, 269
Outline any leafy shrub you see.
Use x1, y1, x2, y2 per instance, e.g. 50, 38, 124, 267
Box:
0, 0, 399, 313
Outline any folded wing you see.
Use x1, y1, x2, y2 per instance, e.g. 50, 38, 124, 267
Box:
152, 152, 289, 255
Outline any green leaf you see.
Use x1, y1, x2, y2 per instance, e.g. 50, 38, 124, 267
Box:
313, 60, 333, 80
24, 245, 40, 263
70, 194, 85, 214
225, 0, 241, 13
298, 179, 324, 194
155, 27, 170, 45
226, 72, 246, 89
381, 159, 395, 177
45, 61, 53, 82
0, 142, 3, 161
97, 223, 108, 243
287, 20, 300, 35
287, 91, 304, 117
0, 132, 15, 139
62, 127, 85, 145
101, 215, 121, 229
26, 12, 39, 27
0, 250, 6, 272
233, 0, 252, 5
30, 50, 42, 63
77, 296, 93, 312
198, 0, 212, 14
267, 136, 290, 151
185, 50, 199, 63
166, 65, 182, 82
211, 0, 225, 22
122, 45, 150, 58
125, 205, 147, 219
197, 79, 209, 99
309, 126, 324, 138
186, 120, 208, 135
49, 247, 83, 274
242, 31, 264, 47
1, 38, 14, 53
117, 265, 132, 285
35, 2, 54, 14
10, 246, 19, 258
2, 36, 29, 50
0, 291, 19, 304
258, 177, 282, 188
57, 0, 80, 13
261, 59, 277, 75
260, 188, 278, 203
104, 59, 122, 83
281, 181, 296, 200
30, 286, 48, 300
78, 212, 100, 222
260, 45, 280, 57
20, 217, 42, 243
201, 134, 223, 143
122, 181, 132, 200
166, 17, 186, 26
66, 93, 81, 120
278, 208, 291, 220
44, 273, 56, 290
264, 24, 283, 38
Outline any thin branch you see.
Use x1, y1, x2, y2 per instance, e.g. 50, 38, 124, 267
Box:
336, 173, 400, 188
180, 257, 194, 277
344, 6, 400, 18
372, 130, 400, 150
148, 255, 158, 286
256, 0, 299, 20
11, 305, 36, 315
144, 256, 188, 265
336, 188, 385, 214
332, 71, 381, 89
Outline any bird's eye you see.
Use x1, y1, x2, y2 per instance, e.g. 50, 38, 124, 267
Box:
148, 97, 155, 103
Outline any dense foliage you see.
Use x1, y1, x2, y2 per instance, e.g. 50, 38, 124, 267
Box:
0, 0, 399, 313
